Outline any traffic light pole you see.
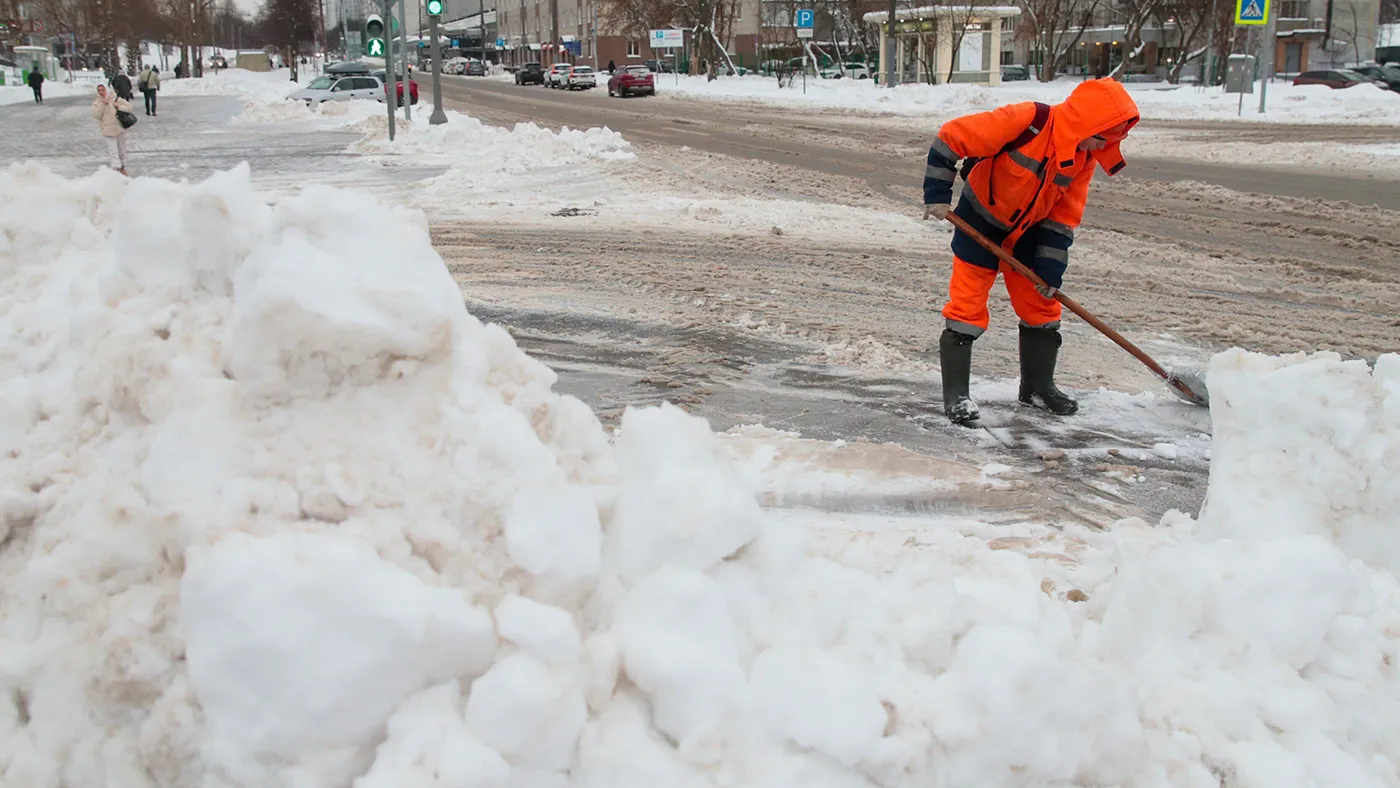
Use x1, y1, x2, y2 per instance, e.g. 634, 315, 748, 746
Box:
429, 13, 448, 124
399, 0, 411, 121
382, 0, 396, 141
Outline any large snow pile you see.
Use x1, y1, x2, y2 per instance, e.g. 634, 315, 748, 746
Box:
3, 162, 1400, 787
659, 74, 1400, 125
348, 109, 632, 162
162, 67, 311, 103
348, 110, 634, 197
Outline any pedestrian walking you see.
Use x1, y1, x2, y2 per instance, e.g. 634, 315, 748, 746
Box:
91, 84, 134, 176
138, 65, 160, 116
607, 59, 616, 74
112, 69, 134, 102
921, 78, 1139, 425
26, 65, 44, 104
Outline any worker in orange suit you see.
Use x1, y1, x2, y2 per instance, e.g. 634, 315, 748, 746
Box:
922, 78, 1139, 425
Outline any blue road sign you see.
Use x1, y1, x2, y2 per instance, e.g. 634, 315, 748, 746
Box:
796, 9, 815, 28
496, 37, 505, 48
564, 40, 582, 55
1235, 0, 1268, 24
451, 38, 459, 46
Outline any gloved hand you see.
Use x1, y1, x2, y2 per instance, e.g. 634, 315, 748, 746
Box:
1036, 282, 1057, 299
923, 203, 951, 221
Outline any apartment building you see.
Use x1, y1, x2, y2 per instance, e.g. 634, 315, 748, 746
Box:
1000, 0, 1378, 78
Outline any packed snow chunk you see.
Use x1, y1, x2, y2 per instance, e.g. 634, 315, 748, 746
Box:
1101, 534, 1358, 669
503, 483, 602, 580
181, 532, 498, 775
612, 403, 762, 580
464, 653, 587, 771
750, 646, 887, 766
1200, 349, 1400, 573
494, 594, 582, 664
615, 566, 747, 746
925, 623, 1144, 785
225, 185, 466, 401
1152, 442, 1179, 460
356, 681, 510, 788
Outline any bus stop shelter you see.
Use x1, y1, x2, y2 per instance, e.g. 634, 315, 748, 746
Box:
863, 5, 1021, 85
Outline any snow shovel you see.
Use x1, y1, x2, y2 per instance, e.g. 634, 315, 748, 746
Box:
944, 213, 1209, 406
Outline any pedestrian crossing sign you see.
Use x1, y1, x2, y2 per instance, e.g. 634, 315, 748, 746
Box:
367, 37, 386, 56
1235, 0, 1268, 25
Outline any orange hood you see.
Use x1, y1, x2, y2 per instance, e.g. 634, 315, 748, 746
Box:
1048, 78, 1140, 176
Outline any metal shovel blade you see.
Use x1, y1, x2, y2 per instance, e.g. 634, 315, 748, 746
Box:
1166, 366, 1210, 406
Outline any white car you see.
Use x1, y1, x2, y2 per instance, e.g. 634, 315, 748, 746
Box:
546, 63, 571, 88
566, 65, 596, 90
820, 63, 871, 80
288, 74, 385, 104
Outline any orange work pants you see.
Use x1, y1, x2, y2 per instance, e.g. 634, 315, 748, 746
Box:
941, 257, 1061, 337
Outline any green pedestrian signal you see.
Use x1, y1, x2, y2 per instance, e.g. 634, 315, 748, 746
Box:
426, 0, 444, 16
366, 37, 386, 56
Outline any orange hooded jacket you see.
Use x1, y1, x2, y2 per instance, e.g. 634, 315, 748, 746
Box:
924, 79, 1140, 288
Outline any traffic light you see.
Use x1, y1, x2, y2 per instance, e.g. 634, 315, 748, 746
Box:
425, 0, 444, 18
365, 14, 386, 56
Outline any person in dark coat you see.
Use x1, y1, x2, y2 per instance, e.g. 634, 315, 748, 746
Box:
607, 59, 616, 73
112, 70, 134, 101
26, 65, 44, 103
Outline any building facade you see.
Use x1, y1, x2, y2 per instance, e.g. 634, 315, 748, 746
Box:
999, 0, 1379, 79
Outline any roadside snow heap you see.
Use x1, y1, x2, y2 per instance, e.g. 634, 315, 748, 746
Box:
2, 162, 1399, 788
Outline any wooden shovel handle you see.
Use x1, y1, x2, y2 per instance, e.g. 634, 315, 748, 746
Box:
944, 213, 1201, 401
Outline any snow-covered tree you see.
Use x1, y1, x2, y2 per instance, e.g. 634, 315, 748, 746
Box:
1015, 0, 1101, 81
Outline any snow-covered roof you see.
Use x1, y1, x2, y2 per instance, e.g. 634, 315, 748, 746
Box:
863, 5, 1022, 23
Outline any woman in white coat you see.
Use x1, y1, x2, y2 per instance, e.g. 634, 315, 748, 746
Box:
91, 84, 132, 176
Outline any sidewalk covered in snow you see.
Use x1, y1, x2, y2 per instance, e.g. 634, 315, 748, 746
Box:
863, 5, 1022, 86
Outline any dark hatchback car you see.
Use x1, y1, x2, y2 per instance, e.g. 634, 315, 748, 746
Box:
465, 60, 487, 76
1001, 64, 1031, 81
1292, 69, 1376, 89
1349, 64, 1400, 91
515, 62, 545, 85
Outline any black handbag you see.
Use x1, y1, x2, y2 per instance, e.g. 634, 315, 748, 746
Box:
116, 109, 138, 129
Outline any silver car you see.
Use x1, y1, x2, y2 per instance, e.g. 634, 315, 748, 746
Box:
288, 74, 384, 104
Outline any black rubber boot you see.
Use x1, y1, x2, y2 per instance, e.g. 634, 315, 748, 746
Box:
939, 329, 980, 425
1018, 325, 1078, 416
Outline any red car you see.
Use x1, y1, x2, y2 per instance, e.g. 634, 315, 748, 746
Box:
608, 65, 655, 98
1292, 69, 1376, 89
373, 70, 420, 105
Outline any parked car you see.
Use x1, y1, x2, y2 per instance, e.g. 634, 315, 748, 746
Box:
1292, 69, 1375, 89
516, 62, 545, 85
288, 74, 384, 105
546, 63, 572, 87
465, 59, 487, 76
444, 57, 467, 75
1348, 63, 1400, 91
1001, 64, 1031, 81
608, 64, 655, 97
565, 65, 597, 89
818, 62, 871, 79
372, 69, 420, 105
644, 58, 676, 73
